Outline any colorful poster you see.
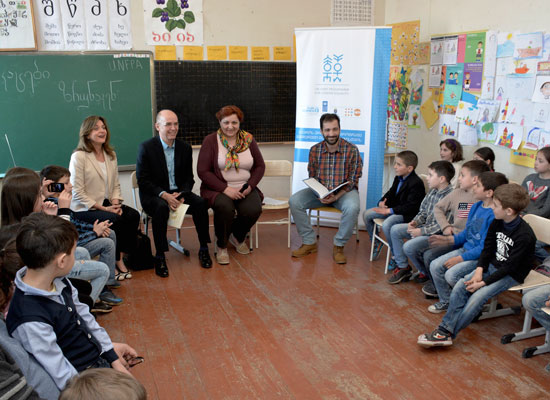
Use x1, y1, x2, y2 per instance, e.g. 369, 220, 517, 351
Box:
457, 34, 467, 64
389, 20, 420, 65
510, 141, 538, 168
455, 101, 478, 127
525, 126, 543, 150
408, 105, 421, 128
388, 66, 411, 121
439, 114, 458, 136
532, 75, 550, 103
477, 122, 498, 143
430, 37, 444, 65
143, 0, 204, 46
388, 121, 408, 148
497, 32, 515, 58
495, 123, 523, 150
409, 67, 425, 105
481, 77, 495, 100
429, 65, 442, 88
413, 42, 431, 65
463, 63, 483, 95
443, 36, 458, 65
506, 74, 537, 100
464, 32, 486, 63
457, 123, 478, 146
484, 30, 498, 76
476, 99, 500, 123
495, 76, 507, 101
513, 32, 544, 59
443, 64, 464, 113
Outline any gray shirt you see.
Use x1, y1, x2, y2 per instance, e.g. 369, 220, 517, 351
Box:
522, 173, 550, 218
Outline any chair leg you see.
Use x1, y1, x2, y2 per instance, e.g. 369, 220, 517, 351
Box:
287, 209, 291, 248
255, 224, 259, 249
316, 210, 320, 238
369, 226, 376, 262
169, 228, 189, 256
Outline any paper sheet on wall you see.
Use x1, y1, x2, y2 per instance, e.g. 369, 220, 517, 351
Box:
494, 76, 507, 101
543, 34, 550, 61
0, 0, 36, 50
408, 105, 421, 128
455, 101, 479, 127
532, 75, 550, 103
539, 130, 550, 148
484, 30, 498, 76
388, 66, 411, 121
495, 123, 523, 150
409, 67, 425, 105
387, 121, 408, 148
508, 100, 533, 125
109, 0, 132, 50
443, 64, 464, 113
32, 0, 65, 50
524, 126, 543, 150
60, 0, 86, 50
84, 0, 109, 50
464, 32, 486, 63
413, 42, 431, 65
443, 36, 458, 65
143, 0, 203, 46
463, 62, 483, 96
420, 95, 439, 129
457, 123, 478, 146
476, 99, 500, 124
510, 141, 537, 168
389, 20, 420, 65
506, 74, 537, 100
457, 34, 467, 63
477, 122, 498, 143
430, 37, 444, 65
439, 114, 458, 136
530, 103, 550, 128
514, 32, 543, 59
429, 65, 442, 88
496, 57, 515, 76
497, 32, 516, 58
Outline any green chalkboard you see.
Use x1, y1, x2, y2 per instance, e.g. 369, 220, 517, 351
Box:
0, 52, 155, 174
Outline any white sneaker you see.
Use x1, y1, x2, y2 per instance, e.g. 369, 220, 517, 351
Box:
216, 248, 230, 265
228, 234, 250, 255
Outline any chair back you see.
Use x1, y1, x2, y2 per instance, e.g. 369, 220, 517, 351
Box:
524, 214, 550, 245
419, 174, 430, 193
130, 171, 140, 210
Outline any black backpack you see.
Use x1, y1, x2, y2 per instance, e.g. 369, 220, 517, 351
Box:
126, 230, 155, 271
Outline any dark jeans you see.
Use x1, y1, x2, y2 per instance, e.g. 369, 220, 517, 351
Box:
75, 203, 140, 261
213, 189, 262, 248
142, 191, 211, 254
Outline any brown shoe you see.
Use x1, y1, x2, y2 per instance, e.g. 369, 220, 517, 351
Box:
333, 245, 347, 264
291, 243, 318, 258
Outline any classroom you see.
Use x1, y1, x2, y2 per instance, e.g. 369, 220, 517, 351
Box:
1, 0, 550, 399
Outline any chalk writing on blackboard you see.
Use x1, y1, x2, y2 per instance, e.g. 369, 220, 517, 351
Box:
57, 80, 123, 111
1, 60, 50, 94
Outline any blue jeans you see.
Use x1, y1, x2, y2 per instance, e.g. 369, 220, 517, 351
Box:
535, 240, 550, 262
82, 231, 117, 285
440, 264, 519, 337
289, 188, 360, 246
403, 236, 431, 274
430, 248, 478, 304
69, 247, 109, 302
522, 285, 550, 331
389, 223, 411, 268
362, 209, 403, 253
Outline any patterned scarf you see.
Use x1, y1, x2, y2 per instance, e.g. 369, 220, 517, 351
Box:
218, 129, 253, 171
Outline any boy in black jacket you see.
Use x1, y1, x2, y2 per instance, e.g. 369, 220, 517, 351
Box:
417, 183, 536, 347
363, 150, 425, 264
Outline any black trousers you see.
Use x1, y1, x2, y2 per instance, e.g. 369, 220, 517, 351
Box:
75, 203, 140, 261
212, 189, 262, 248
142, 192, 211, 254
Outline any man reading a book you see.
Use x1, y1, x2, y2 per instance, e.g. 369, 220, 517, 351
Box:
289, 113, 363, 264
136, 109, 212, 276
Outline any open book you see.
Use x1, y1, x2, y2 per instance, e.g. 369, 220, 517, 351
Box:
303, 178, 349, 199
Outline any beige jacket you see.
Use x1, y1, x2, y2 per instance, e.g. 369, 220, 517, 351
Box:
69, 150, 123, 211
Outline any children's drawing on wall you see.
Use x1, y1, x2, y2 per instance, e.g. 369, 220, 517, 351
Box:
497, 32, 516, 58
543, 34, 550, 61
532, 76, 550, 103
512, 58, 538, 75
463, 63, 483, 95
539, 129, 550, 148
443, 35, 458, 65
443, 64, 464, 113
513, 32, 543, 59
496, 57, 515, 76
495, 123, 523, 150
464, 32, 486, 63
413, 42, 431, 65
430, 36, 444, 65
439, 114, 458, 136
484, 30, 498, 76
481, 77, 495, 99
508, 100, 533, 125
477, 122, 498, 143
429, 65, 442, 88
506, 74, 536, 100
389, 20, 420, 65
525, 126, 542, 150
388, 66, 411, 121
408, 104, 421, 128
531, 102, 550, 128
409, 67, 425, 105
455, 101, 479, 127
387, 120, 408, 148
476, 99, 500, 124
495, 76, 507, 100
510, 141, 538, 168
457, 123, 478, 146
498, 98, 511, 122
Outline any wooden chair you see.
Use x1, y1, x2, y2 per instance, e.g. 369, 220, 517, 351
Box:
253, 160, 292, 248
130, 171, 189, 256
500, 214, 550, 359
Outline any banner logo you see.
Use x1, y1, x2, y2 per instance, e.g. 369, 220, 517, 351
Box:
322, 54, 343, 83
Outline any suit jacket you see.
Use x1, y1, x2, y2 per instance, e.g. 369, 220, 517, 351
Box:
69, 150, 123, 212
380, 171, 425, 222
136, 136, 195, 208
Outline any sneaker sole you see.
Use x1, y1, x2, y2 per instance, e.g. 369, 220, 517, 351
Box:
417, 339, 452, 348
91, 308, 113, 313
421, 287, 438, 297
388, 274, 412, 284
100, 299, 123, 306
428, 307, 448, 314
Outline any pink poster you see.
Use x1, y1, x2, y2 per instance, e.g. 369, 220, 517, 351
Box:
457, 34, 467, 63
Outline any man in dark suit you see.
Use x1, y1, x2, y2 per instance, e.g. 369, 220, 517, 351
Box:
136, 109, 212, 276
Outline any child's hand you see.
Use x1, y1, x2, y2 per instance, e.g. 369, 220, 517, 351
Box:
408, 221, 417, 229
409, 228, 422, 238
57, 188, 72, 209
442, 226, 454, 235
112, 359, 133, 376
444, 256, 463, 269
41, 178, 55, 198
378, 199, 387, 208
465, 280, 485, 293
93, 220, 112, 237
42, 201, 58, 216
373, 207, 391, 215
429, 235, 452, 247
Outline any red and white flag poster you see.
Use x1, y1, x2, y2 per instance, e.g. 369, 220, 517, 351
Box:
143, 0, 203, 46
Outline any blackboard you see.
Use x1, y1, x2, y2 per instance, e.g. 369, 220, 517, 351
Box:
155, 61, 296, 145
0, 52, 155, 174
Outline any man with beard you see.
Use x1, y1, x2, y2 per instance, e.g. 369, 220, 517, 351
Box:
289, 113, 363, 264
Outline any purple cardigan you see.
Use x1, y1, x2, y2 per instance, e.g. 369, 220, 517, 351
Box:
197, 132, 265, 207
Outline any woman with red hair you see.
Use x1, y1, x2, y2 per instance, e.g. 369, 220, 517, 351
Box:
197, 105, 265, 265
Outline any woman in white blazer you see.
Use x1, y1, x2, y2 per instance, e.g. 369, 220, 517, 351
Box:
69, 115, 139, 279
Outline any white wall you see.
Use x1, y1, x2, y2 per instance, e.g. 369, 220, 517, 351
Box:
384, 0, 550, 182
